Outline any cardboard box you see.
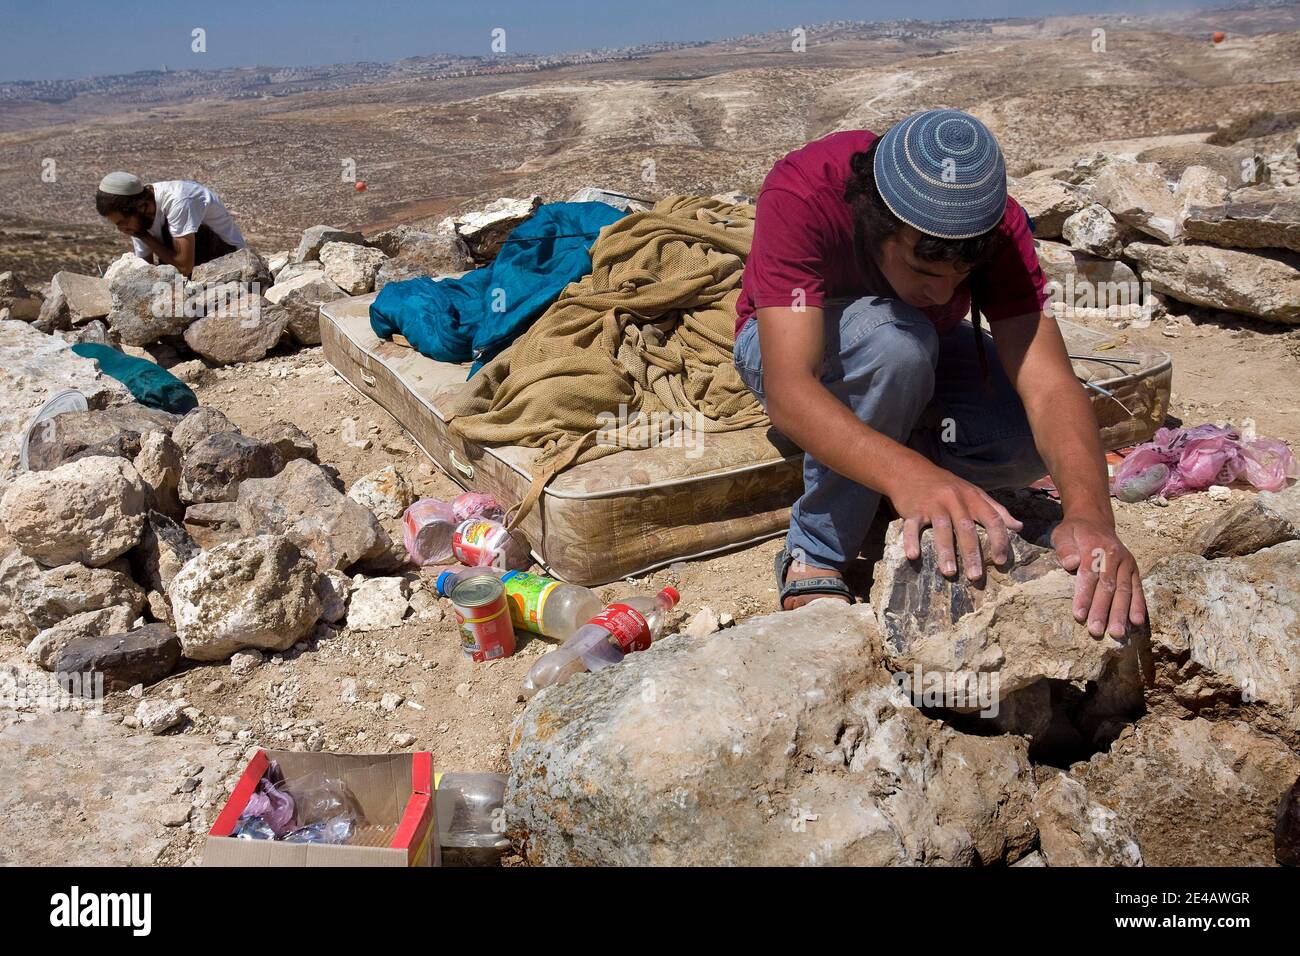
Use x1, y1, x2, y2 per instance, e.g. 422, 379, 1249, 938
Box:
204, 749, 438, 866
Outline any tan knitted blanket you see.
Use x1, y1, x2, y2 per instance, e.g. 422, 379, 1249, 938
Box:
445, 195, 767, 476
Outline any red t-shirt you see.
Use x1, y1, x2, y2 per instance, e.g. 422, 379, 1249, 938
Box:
736, 130, 1046, 335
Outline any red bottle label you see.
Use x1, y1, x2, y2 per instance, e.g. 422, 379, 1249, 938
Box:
587, 604, 651, 653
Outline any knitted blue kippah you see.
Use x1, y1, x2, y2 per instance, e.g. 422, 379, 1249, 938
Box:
873, 109, 1007, 239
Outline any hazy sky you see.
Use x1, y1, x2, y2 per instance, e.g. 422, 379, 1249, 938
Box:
2, 0, 1220, 82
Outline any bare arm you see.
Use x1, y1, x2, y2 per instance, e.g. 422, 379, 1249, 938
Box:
990, 311, 1146, 636
757, 305, 1022, 572
136, 232, 196, 277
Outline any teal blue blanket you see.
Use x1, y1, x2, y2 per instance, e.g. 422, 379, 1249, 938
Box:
70, 343, 198, 414
368, 201, 626, 375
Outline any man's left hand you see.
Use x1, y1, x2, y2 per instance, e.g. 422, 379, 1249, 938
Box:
1051, 515, 1146, 639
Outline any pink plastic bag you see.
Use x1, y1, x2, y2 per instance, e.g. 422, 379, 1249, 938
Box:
402, 499, 459, 565
453, 492, 504, 523
1112, 424, 1296, 501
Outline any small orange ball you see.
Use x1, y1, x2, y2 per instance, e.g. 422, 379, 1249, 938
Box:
1211, 31, 1225, 44
355, 180, 367, 192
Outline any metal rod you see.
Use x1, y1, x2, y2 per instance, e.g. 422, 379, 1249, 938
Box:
1068, 353, 1141, 364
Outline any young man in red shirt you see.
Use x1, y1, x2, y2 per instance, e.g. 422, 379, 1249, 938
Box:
734, 109, 1145, 640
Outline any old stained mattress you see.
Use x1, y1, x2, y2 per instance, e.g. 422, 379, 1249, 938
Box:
321, 294, 1170, 585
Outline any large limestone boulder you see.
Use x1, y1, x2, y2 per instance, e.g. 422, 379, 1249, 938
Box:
168, 534, 321, 661
1125, 242, 1300, 324
1141, 541, 1300, 743
22, 404, 177, 472
367, 225, 468, 290
1061, 203, 1124, 259
190, 247, 273, 291
0, 272, 41, 322
442, 196, 541, 263
105, 255, 194, 346
1181, 184, 1300, 253
1089, 162, 1179, 244
0, 550, 145, 643
262, 270, 345, 346
1190, 483, 1300, 558
0, 456, 147, 567
868, 521, 1144, 756
870, 523, 1129, 699
28, 603, 138, 670
1008, 177, 1085, 239
36, 272, 111, 331
508, 602, 1040, 866
1030, 774, 1143, 867
171, 406, 236, 454
182, 288, 283, 365
1077, 714, 1300, 866
318, 242, 387, 296
179, 431, 284, 504
1171, 165, 1230, 238
1036, 240, 1143, 320
293, 225, 366, 264
0, 320, 132, 483
235, 459, 382, 572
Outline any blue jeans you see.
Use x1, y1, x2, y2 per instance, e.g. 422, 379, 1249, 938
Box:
733, 297, 1047, 570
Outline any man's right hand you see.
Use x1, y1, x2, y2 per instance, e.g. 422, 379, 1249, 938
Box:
885, 462, 1023, 580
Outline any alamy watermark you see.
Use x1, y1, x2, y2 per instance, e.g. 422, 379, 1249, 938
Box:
0, 669, 104, 712
1043, 275, 1154, 322
892, 663, 1000, 718
595, 403, 706, 458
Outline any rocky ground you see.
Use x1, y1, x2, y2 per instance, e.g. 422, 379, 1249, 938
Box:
1, 8, 1299, 867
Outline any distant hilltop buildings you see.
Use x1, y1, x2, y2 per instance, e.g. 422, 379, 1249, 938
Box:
0, 16, 1021, 105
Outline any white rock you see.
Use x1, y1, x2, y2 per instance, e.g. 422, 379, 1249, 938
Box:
0, 319, 131, 481
168, 535, 321, 661
683, 606, 720, 638
346, 577, 410, 631
347, 465, 414, 520
135, 697, 188, 734
229, 649, 265, 676
0, 456, 147, 567
319, 242, 387, 296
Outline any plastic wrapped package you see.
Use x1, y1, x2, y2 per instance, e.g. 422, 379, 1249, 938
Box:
239, 760, 296, 836
1112, 424, 1297, 502
452, 492, 504, 523
235, 764, 366, 847
402, 498, 459, 565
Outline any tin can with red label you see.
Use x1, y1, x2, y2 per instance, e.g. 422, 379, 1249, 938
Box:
451, 518, 530, 570
450, 574, 516, 662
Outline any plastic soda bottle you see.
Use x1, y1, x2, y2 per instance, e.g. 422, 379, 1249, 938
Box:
436, 567, 604, 640
435, 772, 510, 866
520, 587, 679, 699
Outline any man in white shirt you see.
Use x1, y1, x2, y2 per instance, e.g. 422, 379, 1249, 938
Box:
95, 171, 246, 277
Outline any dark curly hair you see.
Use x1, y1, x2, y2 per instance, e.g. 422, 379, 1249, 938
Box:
844, 136, 1002, 270
95, 189, 151, 218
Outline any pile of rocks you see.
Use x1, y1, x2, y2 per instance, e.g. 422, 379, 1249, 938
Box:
0, 198, 501, 367
1009, 133, 1300, 327
0, 400, 430, 696
507, 484, 1300, 866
